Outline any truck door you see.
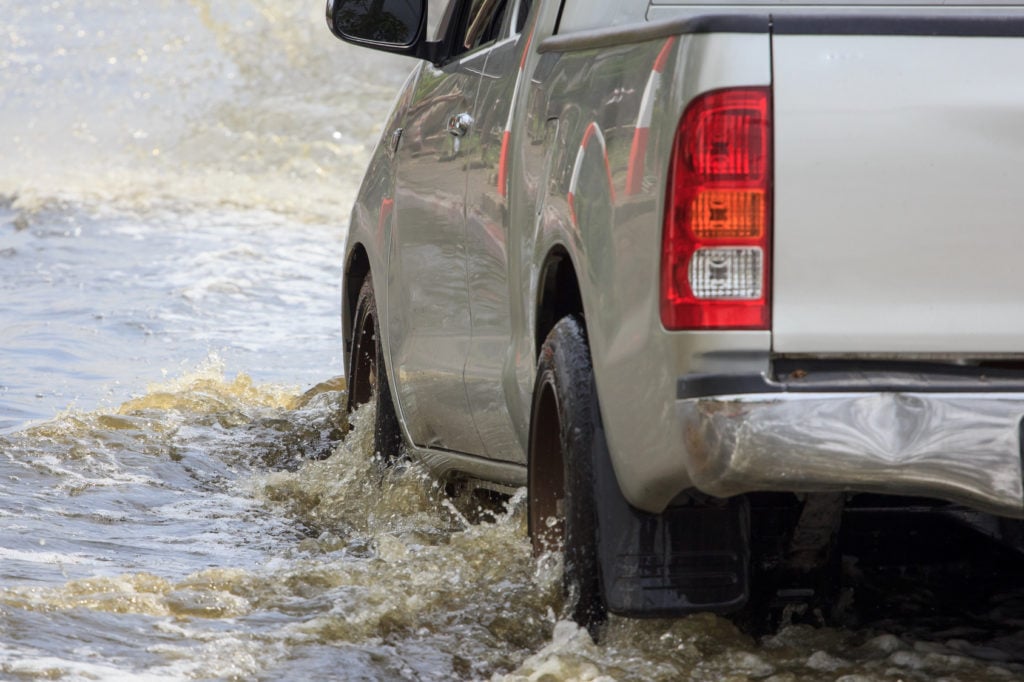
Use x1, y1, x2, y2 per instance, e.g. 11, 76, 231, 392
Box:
387, 0, 508, 454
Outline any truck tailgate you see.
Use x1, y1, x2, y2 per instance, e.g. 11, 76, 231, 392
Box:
772, 28, 1024, 354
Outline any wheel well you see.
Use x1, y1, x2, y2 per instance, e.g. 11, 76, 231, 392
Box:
344, 244, 370, 354
535, 249, 584, 355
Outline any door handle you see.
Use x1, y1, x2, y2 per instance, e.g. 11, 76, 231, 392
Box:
446, 112, 474, 137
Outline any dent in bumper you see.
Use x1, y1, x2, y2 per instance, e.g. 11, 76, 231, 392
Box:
679, 392, 1024, 519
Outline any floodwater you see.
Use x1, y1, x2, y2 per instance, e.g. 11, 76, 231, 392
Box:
1, 1, 1022, 680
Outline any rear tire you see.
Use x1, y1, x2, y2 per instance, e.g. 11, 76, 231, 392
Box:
346, 276, 403, 461
528, 315, 607, 630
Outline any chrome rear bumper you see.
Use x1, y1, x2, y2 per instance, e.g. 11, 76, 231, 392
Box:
679, 391, 1024, 518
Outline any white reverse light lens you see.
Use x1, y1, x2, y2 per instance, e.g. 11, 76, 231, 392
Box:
687, 247, 763, 299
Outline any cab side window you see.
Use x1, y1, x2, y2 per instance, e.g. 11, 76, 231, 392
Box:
462, 0, 509, 50
433, 0, 519, 61
515, 0, 531, 33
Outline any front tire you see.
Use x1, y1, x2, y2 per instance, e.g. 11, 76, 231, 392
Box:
346, 276, 403, 461
528, 315, 607, 630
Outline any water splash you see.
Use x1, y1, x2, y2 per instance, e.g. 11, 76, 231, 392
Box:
3, 368, 1024, 680
1, 370, 560, 679
0, 0, 411, 223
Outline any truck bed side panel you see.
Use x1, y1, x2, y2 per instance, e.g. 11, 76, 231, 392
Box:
529, 31, 772, 512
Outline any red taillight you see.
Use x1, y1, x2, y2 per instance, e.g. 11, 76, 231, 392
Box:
661, 87, 772, 330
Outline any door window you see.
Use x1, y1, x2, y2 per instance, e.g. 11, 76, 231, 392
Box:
515, 0, 532, 33
463, 0, 509, 50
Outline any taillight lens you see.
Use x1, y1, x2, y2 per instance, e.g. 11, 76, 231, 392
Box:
661, 87, 771, 330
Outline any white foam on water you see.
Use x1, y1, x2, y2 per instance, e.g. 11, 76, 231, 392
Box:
0, 548, 100, 566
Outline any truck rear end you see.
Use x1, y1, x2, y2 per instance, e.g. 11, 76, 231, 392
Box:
672, 11, 1024, 520
550, 3, 1024, 518
547, 1, 1024, 618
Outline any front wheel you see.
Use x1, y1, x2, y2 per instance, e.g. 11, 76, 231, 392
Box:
528, 315, 607, 630
346, 276, 403, 461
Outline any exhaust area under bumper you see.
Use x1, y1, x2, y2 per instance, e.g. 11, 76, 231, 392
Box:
679, 391, 1024, 519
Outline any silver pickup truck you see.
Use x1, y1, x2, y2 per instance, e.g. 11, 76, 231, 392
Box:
327, 0, 1024, 627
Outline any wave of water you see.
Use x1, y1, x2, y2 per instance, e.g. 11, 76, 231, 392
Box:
2, 370, 1021, 680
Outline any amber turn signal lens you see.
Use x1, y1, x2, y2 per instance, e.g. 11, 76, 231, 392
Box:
690, 189, 765, 239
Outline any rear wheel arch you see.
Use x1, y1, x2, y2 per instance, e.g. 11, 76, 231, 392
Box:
534, 247, 584, 358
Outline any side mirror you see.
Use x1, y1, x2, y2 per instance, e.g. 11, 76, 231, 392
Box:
326, 0, 437, 60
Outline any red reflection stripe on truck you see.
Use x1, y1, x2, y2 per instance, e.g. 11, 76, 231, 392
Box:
497, 31, 534, 197
568, 121, 614, 227
626, 37, 676, 196
497, 129, 512, 198
378, 197, 394, 233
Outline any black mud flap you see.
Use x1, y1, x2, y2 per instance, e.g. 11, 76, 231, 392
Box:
592, 425, 750, 616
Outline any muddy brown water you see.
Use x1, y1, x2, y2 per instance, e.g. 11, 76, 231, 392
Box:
1, 1, 1022, 679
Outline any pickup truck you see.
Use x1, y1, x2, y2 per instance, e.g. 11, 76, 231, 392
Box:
327, 0, 1024, 628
